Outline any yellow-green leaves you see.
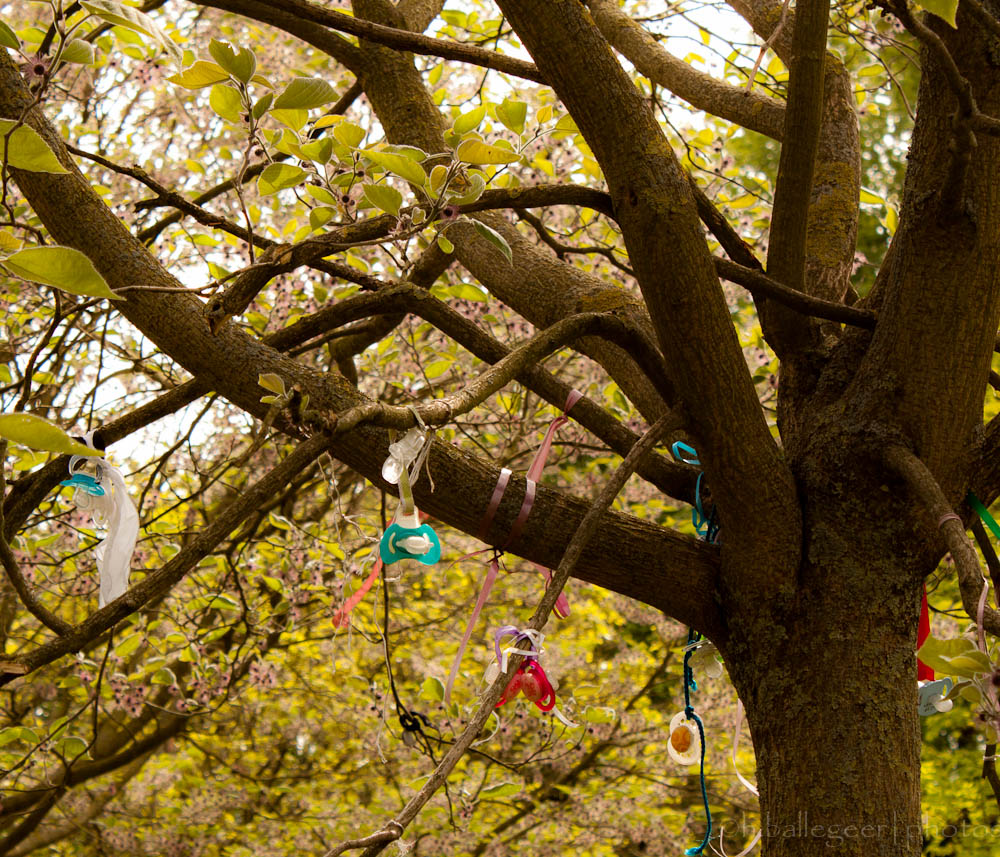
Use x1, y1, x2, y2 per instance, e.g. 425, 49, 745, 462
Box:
362, 150, 427, 187
473, 221, 512, 264
209, 84, 243, 123
362, 184, 403, 217
1, 246, 117, 299
82, 0, 183, 65
273, 77, 338, 110
0, 414, 101, 456
0, 121, 67, 174
0, 20, 18, 50
257, 163, 308, 195
209, 38, 256, 84
59, 39, 96, 65
917, 636, 993, 678
455, 139, 520, 165
914, 0, 958, 26
333, 122, 366, 149
168, 61, 229, 89
495, 98, 527, 135
453, 105, 487, 135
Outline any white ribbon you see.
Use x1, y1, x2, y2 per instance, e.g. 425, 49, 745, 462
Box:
71, 433, 138, 607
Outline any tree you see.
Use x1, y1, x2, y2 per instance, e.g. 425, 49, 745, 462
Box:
2, 0, 1000, 854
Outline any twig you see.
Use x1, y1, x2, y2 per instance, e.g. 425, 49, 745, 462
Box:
715, 258, 876, 329
331, 313, 665, 435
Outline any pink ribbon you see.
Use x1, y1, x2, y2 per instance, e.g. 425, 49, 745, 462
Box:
444, 553, 499, 704
333, 556, 383, 629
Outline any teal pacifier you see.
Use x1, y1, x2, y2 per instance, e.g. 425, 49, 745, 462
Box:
380, 510, 441, 565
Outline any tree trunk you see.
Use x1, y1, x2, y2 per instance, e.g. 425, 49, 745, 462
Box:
726, 455, 926, 856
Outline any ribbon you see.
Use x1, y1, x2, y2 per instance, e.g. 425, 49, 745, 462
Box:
444, 392, 580, 703
918, 584, 933, 681
332, 556, 383, 628
444, 552, 499, 703
64, 437, 139, 607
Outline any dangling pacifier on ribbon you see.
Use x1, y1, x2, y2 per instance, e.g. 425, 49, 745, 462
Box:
486, 626, 559, 713
61, 433, 139, 607
379, 425, 441, 566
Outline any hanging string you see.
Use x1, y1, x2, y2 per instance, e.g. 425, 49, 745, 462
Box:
683, 628, 713, 856
671, 443, 716, 855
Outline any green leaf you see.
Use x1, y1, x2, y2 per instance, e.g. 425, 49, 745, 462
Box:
451, 282, 485, 301
167, 61, 229, 89
2, 245, 117, 298
209, 38, 256, 84
448, 172, 486, 205
456, 139, 520, 165
0, 121, 68, 174
0, 415, 99, 456
59, 38, 95, 65
453, 105, 486, 135
960, 684, 983, 704
420, 676, 445, 702
300, 138, 333, 165
258, 373, 287, 395
54, 735, 90, 758
917, 635, 978, 675
115, 633, 143, 657
251, 92, 273, 121
270, 109, 308, 132
273, 77, 338, 110
257, 163, 308, 195
859, 187, 884, 205
362, 183, 403, 216
334, 122, 365, 149
585, 706, 618, 724
423, 358, 452, 380
496, 99, 527, 135
362, 150, 427, 187
914, 0, 959, 26
151, 667, 177, 685
473, 221, 512, 264
81, 0, 182, 65
207, 594, 240, 612
0, 21, 19, 50
209, 84, 243, 123
480, 782, 522, 798
944, 652, 993, 676
437, 233, 454, 254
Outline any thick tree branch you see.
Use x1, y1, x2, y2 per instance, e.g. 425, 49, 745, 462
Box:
587, 0, 785, 140
194, 0, 546, 83
760, 0, 829, 359
845, 9, 1000, 491
884, 444, 1000, 635
492, 0, 800, 586
715, 258, 876, 329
